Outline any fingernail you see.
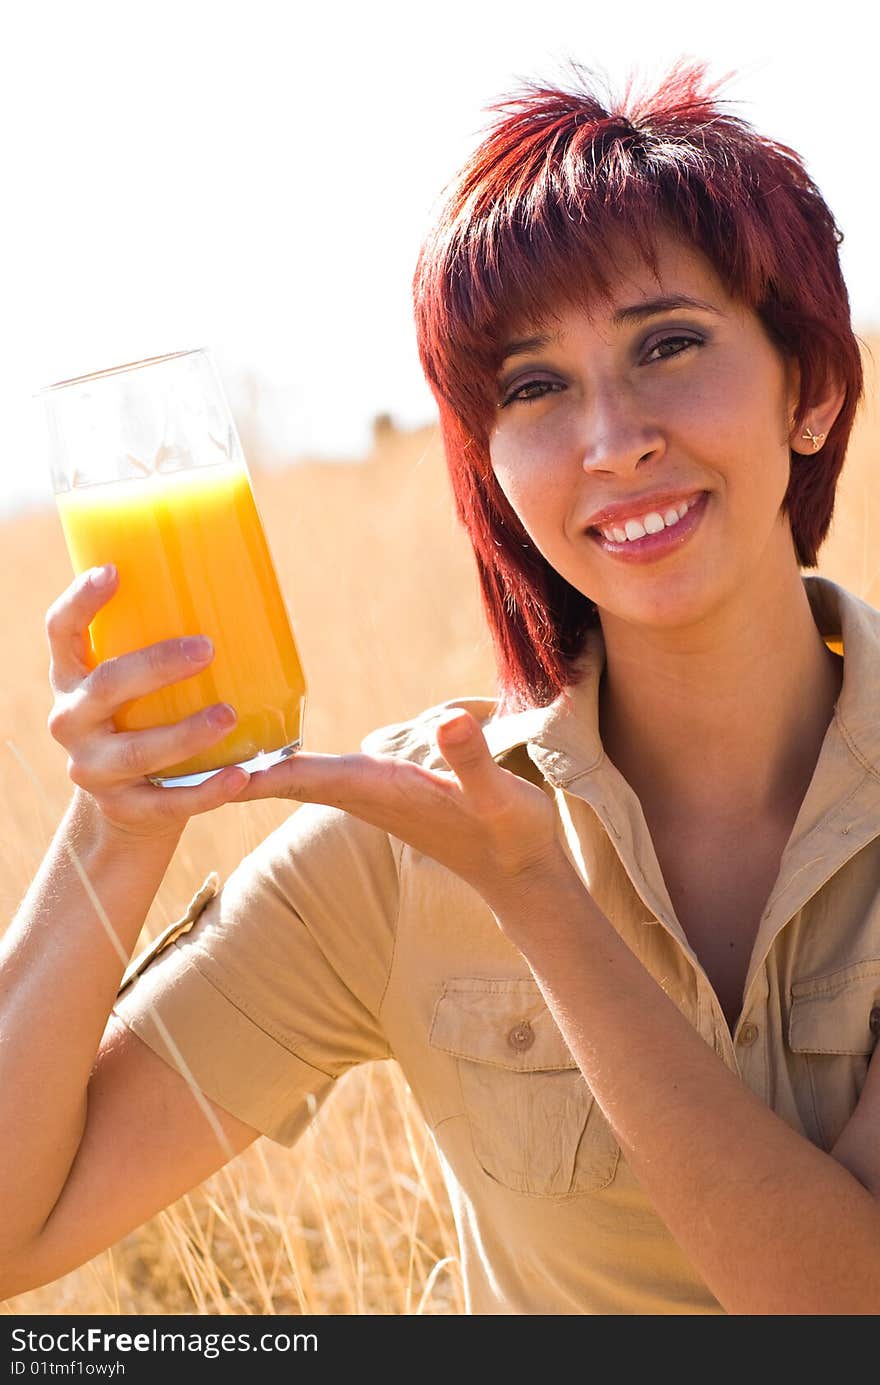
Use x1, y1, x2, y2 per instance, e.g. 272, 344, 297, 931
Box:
90, 564, 115, 589
183, 636, 213, 662
208, 702, 236, 728
439, 713, 471, 743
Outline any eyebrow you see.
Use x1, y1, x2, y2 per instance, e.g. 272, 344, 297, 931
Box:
499, 295, 723, 365
614, 294, 722, 326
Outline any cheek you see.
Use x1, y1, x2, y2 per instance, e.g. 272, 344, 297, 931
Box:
489, 419, 573, 524
693, 342, 792, 445
490, 457, 559, 545
490, 453, 529, 513
489, 434, 530, 515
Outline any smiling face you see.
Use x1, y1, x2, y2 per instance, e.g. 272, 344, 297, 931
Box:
488, 234, 802, 638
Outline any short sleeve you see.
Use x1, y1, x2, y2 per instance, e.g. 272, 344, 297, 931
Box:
112, 802, 400, 1146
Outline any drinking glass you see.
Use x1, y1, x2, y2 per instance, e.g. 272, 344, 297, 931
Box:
41, 348, 307, 786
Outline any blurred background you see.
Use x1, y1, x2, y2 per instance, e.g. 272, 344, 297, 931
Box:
3, 0, 878, 516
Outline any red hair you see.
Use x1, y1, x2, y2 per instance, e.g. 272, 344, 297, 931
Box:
413, 62, 864, 711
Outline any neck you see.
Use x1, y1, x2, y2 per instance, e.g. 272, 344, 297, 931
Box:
597, 567, 843, 826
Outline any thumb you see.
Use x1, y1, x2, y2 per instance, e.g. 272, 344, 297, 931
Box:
435, 709, 498, 786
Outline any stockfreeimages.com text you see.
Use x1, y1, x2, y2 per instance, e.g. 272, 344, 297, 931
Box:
10, 1328, 315, 1360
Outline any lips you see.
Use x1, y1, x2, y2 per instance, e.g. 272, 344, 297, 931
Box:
588, 490, 709, 561
585, 490, 706, 535
594, 494, 698, 544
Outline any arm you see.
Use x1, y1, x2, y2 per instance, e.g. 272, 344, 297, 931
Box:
238, 706, 880, 1315
496, 857, 880, 1315
3, 1006, 257, 1301
0, 569, 258, 1296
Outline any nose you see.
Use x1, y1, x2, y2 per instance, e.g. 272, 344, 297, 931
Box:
579, 381, 665, 477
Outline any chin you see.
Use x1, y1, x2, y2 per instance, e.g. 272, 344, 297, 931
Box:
594, 575, 728, 634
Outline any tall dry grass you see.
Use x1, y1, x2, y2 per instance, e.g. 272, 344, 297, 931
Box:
1, 340, 877, 1315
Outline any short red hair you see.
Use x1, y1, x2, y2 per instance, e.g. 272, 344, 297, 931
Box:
413, 62, 864, 710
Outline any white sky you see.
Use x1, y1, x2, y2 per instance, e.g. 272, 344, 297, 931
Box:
3, 0, 878, 516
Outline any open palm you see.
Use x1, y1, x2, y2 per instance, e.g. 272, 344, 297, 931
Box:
239, 709, 564, 914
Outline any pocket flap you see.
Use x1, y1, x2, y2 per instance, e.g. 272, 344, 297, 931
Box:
789, 960, 880, 1056
429, 977, 578, 1072
117, 873, 220, 998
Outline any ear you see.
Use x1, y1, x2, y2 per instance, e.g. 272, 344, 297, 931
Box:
788, 367, 847, 457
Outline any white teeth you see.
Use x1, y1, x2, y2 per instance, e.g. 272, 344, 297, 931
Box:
598, 496, 697, 544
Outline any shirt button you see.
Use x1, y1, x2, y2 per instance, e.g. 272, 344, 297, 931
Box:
737, 1022, 759, 1047
508, 1021, 535, 1052
869, 1006, 880, 1038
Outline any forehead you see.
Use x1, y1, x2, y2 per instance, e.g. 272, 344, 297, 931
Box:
501, 233, 736, 347
602, 234, 729, 302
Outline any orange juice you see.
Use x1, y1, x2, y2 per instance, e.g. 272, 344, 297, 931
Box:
56, 460, 306, 781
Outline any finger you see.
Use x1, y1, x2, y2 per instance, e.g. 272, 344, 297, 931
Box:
46, 565, 119, 693
235, 750, 451, 829
235, 751, 372, 806
62, 635, 215, 734
70, 702, 240, 788
434, 710, 505, 805
172, 765, 252, 817
48, 634, 216, 748
98, 764, 253, 831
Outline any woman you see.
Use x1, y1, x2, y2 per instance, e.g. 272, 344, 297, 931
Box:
2, 63, 878, 1315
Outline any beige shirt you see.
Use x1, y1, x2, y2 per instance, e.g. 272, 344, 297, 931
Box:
115, 575, 880, 1315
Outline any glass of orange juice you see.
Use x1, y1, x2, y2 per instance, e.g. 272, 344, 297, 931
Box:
41, 348, 307, 786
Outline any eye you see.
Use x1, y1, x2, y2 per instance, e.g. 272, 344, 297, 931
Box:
643, 333, 703, 364
499, 378, 564, 409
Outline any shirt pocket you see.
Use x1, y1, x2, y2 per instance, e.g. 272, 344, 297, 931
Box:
788, 959, 880, 1150
429, 977, 619, 1197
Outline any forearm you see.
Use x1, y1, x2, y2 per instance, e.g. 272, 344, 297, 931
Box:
496, 859, 880, 1315
0, 790, 181, 1254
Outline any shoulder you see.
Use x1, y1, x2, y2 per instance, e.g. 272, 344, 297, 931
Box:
805, 576, 880, 771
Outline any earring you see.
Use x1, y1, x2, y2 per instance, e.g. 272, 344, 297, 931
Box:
802, 426, 827, 452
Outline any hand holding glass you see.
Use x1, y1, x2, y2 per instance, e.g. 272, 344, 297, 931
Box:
42, 349, 306, 786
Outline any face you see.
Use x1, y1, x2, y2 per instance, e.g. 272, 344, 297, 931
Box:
488, 234, 802, 637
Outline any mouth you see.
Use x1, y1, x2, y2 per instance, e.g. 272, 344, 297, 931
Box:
587, 491, 709, 561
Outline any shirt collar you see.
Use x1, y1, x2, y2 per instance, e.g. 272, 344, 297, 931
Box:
484, 575, 880, 784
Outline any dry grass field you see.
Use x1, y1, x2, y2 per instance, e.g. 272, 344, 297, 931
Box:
1, 338, 877, 1315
